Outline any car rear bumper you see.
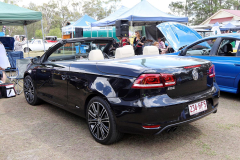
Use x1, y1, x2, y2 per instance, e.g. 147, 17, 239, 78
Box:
108, 83, 220, 135
154, 104, 218, 135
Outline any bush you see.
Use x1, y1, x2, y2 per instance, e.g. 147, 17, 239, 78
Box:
35, 29, 42, 38
48, 28, 62, 38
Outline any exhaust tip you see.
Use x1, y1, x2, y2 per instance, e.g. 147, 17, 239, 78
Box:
166, 127, 178, 133
172, 127, 178, 132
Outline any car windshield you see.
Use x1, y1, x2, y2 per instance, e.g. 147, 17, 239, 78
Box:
46, 37, 57, 40
31, 40, 48, 44
47, 41, 110, 61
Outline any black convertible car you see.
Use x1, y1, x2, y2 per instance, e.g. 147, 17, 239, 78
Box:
24, 37, 220, 144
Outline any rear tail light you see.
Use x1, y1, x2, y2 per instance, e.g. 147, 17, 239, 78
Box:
131, 73, 176, 89
208, 64, 215, 78
142, 125, 161, 129
184, 65, 201, 69
161, 73, 176, 87
131, 74, 163, 89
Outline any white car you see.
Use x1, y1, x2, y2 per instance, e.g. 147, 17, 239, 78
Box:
23, 39, 56, 52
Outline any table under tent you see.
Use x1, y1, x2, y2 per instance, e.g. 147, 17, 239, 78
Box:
91, 0, 188, 45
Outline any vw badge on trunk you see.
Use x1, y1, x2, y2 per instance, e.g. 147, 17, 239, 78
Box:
192, 69, 198, 80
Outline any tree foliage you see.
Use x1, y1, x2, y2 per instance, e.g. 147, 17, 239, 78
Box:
169, 0, 240, 25
48, 28, 62, 38
0, 0, 121, 38
35, 29, 43, 39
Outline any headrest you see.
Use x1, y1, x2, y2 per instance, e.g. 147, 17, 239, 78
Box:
88, 50, 104, 61
123, 45, 133, 48
115, 47, 135, 59
143, 46, 159, 55
223, 43, 233, 53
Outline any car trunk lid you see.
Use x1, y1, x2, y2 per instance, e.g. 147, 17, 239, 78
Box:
97, 56, 213, 98
165, 63, 213, 98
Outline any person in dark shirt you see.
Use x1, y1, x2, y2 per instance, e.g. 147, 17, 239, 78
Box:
133, 31, 145, 55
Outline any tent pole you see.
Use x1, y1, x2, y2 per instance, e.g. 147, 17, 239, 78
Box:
41, 20, 46, 52
97, 29, 98, 37
156, 24, 158, 40
112, 27, 113, 37
131, 18, 133, 43
24, 25, 29, 57
72, 26, 74, 38
91, 27, 92, 38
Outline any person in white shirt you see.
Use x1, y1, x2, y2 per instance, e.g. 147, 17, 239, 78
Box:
0, 42, 10, 83
14, 36, 27, 52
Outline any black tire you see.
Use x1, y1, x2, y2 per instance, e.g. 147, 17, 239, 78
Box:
24, 75, 42, 105
87, 96, 124, 145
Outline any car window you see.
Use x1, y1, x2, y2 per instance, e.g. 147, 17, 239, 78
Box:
32, 40, 38, 44
186, 39, 216, 56
47, 42, 109, 61
218, 39, 237, 57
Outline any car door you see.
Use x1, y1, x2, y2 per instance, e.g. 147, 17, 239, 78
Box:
35, 61, 69, 107
31, 40, 40, 51
35, 42, 72, 107
210, 38, 240, 93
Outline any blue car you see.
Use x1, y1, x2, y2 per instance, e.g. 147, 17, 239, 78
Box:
158, 22, 240, 94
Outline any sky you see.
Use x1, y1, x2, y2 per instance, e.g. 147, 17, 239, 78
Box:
18, 0, 182, 13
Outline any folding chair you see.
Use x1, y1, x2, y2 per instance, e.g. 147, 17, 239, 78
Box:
8, 59, 31, 95
5, 51, 24, 79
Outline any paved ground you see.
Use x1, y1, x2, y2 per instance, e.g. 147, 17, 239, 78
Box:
0, 92, 240, 160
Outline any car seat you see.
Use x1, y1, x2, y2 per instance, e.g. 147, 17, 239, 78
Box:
88, 50, 104, 61
143, 46, 159, 55
115, 47, 135, 59
220, 43, 234, 56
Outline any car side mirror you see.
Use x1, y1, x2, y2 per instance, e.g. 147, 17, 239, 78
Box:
31, 56, 41, 64
179, 48, 187, 56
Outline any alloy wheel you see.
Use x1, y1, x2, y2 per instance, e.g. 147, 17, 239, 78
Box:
88, 102, 110, 140
24, 78, 35, 103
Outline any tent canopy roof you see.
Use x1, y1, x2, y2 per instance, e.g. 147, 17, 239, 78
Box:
222, 22, 236, 28
220, 22, 240, 31
91, 6, 129, 27
0, 2, 42, 25
62, 14, 97, 32
92, 0, 188, 27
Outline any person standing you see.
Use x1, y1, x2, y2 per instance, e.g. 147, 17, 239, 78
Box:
14, 36, 27, 52
158, 37, 167, 54
0, 42, 10, 83
133, 31, 145, 55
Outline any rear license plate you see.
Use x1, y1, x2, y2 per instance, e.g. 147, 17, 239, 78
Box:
188, 100, 207, 116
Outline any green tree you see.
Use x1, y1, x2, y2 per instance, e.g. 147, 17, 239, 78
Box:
82, 0, 121, 20
169, 0, 240, 25
40, 0, 58, 34
25, 2, 41, 39
48, 28, 62, 38
35, 29, 42, 38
